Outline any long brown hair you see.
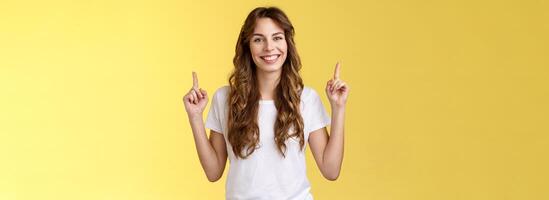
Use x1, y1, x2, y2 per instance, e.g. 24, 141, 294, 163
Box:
227, 7, 304, 159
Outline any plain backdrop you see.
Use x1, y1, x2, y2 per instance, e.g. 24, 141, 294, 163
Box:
1, 0, 548, 199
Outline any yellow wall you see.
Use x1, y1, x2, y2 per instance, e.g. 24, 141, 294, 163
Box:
2, 0, 548, 199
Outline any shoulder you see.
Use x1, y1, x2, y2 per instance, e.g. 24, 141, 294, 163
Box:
212, 85, 320, 103
211, 85, 230, 103
212, 85, 230, 98
301, 86, 322, 102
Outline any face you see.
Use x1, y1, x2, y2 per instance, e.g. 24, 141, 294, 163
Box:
249, 18, 288, 73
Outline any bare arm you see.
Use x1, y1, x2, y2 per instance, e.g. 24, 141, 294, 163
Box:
309, 62, 349, 181
309, 107, 345, 181
188, 115, 227, 182
183, 71, 227, 182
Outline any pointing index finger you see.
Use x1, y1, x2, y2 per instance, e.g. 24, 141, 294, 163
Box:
192, 71, 199, 89
333, 62, 341, 80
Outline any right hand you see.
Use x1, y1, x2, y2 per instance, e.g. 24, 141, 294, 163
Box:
183, 71, 208, 117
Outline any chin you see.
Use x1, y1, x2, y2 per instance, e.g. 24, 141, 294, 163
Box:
257, 64, 283, 73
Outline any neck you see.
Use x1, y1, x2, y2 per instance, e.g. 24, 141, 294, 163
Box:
256, 69, 281, 100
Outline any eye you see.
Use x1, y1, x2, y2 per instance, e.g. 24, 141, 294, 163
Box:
274, 36, 284, 41
253, 38, 262, 43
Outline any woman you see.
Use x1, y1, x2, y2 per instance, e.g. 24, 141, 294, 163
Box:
183, 7, 349, 200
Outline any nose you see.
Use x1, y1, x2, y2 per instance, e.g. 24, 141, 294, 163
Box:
264, 40, 274, 52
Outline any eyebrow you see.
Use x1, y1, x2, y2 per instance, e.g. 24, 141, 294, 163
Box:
252, 32, 284, 37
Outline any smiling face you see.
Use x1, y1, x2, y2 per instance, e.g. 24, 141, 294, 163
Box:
249, 17, 288, 74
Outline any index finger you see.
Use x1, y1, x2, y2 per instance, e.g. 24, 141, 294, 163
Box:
192, 71, 199, 89
333, 62, 341, 80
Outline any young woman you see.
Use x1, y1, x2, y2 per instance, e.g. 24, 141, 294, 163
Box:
183, 7, 349, 200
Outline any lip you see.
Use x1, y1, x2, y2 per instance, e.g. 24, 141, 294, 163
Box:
259, 54, 281, 64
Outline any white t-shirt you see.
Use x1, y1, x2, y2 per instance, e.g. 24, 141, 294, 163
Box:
205, 85, 331, 200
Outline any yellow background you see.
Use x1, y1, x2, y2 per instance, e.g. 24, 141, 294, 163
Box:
2, 0, 548, 199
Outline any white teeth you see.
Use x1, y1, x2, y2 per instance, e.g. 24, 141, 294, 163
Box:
261, 55, 279, 61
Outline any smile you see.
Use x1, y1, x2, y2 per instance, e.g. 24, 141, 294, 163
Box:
260, 54, 280, 64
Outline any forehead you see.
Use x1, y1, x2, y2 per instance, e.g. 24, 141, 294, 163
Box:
253, 18, 284, 35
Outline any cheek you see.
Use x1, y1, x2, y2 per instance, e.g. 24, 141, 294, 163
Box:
280, 42, 288, 54
281, 43, 288, 57
250, 44, 261, 57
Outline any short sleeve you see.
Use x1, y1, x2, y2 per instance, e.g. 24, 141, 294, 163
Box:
205, 90, 223, 134
304, 89, 331, 134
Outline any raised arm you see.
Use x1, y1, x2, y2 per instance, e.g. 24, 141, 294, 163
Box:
309, 62, 349, 181
183, 72, 227, 182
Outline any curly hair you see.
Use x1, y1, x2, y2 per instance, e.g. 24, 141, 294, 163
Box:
227, 7, 305, 159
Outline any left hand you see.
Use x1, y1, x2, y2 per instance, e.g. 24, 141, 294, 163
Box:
326, 62, 349, 108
